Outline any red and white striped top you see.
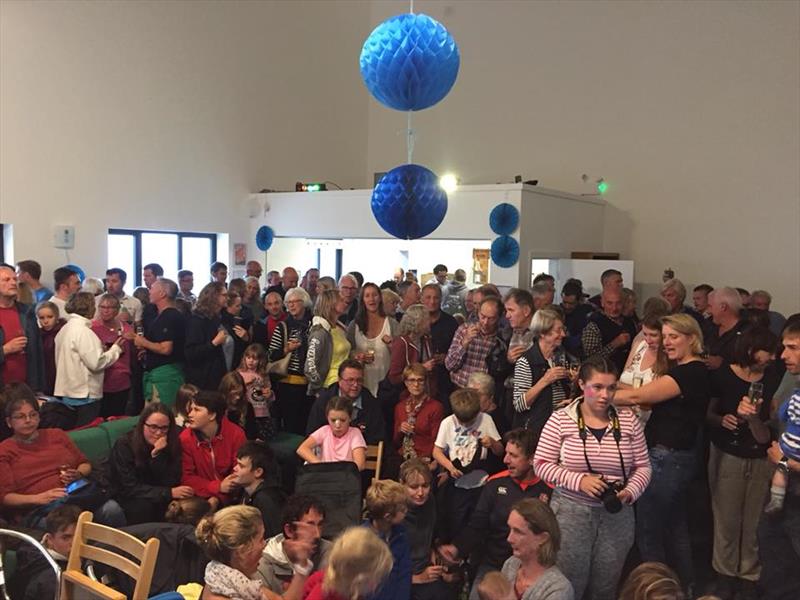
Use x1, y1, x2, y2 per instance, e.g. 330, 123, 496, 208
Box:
533, 400, 652, 507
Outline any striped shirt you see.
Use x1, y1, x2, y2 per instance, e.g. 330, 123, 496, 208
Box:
445, 323, 497, 388
534, 400, 651, 507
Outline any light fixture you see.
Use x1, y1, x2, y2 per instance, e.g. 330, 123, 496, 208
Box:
439, 173, 458, 193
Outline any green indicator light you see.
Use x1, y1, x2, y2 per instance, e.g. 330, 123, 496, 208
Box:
597, 181, 608, 194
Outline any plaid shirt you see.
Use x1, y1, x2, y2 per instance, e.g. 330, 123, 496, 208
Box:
445, 323, 497, 388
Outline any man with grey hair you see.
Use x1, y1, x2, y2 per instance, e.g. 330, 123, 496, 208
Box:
265, 267, 299, 299
244, 276, 265, 321
750, 289, 786, 335
396, 280, 421, 321
661, 278, 703, 325
337, 273, 359, 326
531, 282, 555, 312
133, 277, 185, 405
705, 286, 747, 369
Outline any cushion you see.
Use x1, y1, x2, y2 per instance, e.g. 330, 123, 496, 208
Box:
98, 417, 138, 446
68, 426, 111, 462
268, 431, 304, 463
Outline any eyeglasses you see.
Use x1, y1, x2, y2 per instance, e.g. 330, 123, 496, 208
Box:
340, 377, 364, 385
143, 423, 170, 434
11, 412, 39, 421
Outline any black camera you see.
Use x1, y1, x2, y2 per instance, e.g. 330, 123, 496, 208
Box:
598, 479, 624, 513
252, 388, 263, 398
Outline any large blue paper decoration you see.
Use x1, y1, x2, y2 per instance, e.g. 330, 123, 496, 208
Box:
371, 164, 448, 239
489, 203, 519, 235
491, 236, 519, 268
255, 226, 274, 251
360, 13, 460, 111
64, 264, 85, 283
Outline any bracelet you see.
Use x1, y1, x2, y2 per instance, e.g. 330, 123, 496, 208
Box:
291, 559, 313, 576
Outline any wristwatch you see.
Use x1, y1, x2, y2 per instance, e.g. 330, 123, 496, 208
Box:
777, 456, 790, 475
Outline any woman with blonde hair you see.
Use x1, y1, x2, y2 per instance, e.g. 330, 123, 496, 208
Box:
305, 289, 350, 395
303, 526, 393, 600
620, 314, 669, 424
196, 505, 313, 600
618, 562, 684, 600
614, 314, 710, 596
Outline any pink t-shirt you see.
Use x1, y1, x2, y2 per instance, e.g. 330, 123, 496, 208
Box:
310, 425, 367, 463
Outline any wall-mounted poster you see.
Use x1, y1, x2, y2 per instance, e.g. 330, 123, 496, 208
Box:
234, 243, 247, 266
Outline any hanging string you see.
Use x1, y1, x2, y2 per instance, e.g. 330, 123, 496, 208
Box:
410, 0, 414, 14
406, 111, 415, 164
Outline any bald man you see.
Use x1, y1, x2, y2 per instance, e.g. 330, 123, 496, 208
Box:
265, 267, 298, 299
581, 289, 637, 373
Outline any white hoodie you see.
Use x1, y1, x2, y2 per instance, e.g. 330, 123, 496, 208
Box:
54, 313, 121, 399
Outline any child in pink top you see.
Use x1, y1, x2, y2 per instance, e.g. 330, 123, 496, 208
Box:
296, 396, 366, 470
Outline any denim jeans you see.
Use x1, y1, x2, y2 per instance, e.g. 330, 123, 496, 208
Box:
757, 494, 800, 599
636, 446, 697, 588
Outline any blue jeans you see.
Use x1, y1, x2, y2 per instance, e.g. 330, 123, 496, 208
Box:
758, 494, 800, 599
636, 446, 696, 588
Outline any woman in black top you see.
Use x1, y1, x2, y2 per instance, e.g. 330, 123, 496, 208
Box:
706, 327, 779, 597
220, 291, 251, 371
268, 286, 313, 435
184, 282, 229, 390
110, 402, 191, 524
614, 314, 711, 595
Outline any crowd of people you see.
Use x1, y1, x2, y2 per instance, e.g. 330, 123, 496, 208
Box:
0, 258, 798, 600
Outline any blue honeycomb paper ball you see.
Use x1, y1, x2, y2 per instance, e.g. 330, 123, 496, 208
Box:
371, 164, 448, 240
360, 13, 460, 111
255, 226, 274, 251
491, 236, 520, 268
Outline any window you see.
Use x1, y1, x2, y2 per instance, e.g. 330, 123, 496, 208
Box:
108, 229, 218, 295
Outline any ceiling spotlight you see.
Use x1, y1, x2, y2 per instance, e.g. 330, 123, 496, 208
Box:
439, 173, 458, 193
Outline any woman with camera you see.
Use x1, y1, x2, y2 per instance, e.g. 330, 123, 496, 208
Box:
534, 357, 651, 600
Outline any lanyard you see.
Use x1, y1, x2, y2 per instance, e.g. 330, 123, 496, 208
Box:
576, 400, 628, 486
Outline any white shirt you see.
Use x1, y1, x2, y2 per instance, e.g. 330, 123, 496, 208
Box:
435, 412, 500, 468
50, 296, 68, 318
54, 313, 122, 399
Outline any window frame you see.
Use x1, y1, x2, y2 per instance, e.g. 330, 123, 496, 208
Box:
108, 228, 217, 288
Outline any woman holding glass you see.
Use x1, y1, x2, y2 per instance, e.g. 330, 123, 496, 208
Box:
185, 282, 229, 391
347, 282, 398, 397
512, 308, 574, 445
269, 286, 313, 435
619, 314, 669, 424
392, 363, 444, 467
705, 326, 780, 598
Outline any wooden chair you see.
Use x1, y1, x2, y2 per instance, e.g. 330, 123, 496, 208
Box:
60, 511, 160, 600
365, 441, 384, 484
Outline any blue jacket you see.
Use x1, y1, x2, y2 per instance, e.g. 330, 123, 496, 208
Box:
362, 521, 411, 600
0, 301, 44, 391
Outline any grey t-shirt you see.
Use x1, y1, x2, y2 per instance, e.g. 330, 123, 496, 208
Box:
501, 558, 574, 600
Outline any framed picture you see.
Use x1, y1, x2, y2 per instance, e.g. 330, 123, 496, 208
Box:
233, 243, 247, 266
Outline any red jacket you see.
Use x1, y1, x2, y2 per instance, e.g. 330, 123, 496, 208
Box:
180, 418, 246, 502
392, 392, 444, 459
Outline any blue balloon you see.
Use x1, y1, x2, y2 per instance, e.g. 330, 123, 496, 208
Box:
255, 226, 274, 251
489, 203, 519, 235
371, 164, 448, 240
491, 236, 520, 268
360, 13, 460, 111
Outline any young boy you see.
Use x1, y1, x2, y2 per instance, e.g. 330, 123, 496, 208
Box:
432, 389, 504, 538
10, 504, 81, 600
363, 480, 412, 600
233, 440, 286, 537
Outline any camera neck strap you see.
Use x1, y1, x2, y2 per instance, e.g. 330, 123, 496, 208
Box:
576, 400, 628, 486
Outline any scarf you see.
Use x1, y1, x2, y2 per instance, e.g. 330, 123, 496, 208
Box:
402, 395, 427, 460
204, 561, 264, 600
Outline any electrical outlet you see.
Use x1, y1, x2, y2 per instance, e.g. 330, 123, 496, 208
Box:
54, 225, 75, 249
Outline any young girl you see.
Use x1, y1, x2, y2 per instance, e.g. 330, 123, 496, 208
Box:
174, 383, 199, 427
296, 396, 367, 471
237, 343, 276, 441
219, 371, 259, 441
36, 301, 65, 396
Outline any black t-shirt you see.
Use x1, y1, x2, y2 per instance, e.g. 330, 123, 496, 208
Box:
144, 307, 186, 370
709, 364, 780, 458
645, 360, 711, 450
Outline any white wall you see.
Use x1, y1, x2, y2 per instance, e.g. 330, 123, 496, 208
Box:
365, 0, 800, 314
0, 0, 370, 284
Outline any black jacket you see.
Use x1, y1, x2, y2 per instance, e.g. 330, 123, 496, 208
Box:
8, 543, 64, 600
109, 432, 182, 504
242, 480, 286, 538
453, 471, 552, 569
306, 384, 386, 445
184, 312, 227, 390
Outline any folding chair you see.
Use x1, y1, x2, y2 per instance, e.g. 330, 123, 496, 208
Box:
365, 441, 384, 484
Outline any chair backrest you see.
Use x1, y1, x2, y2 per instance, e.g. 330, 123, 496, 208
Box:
61, 511, 160, 600
365, 441, 383, 483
